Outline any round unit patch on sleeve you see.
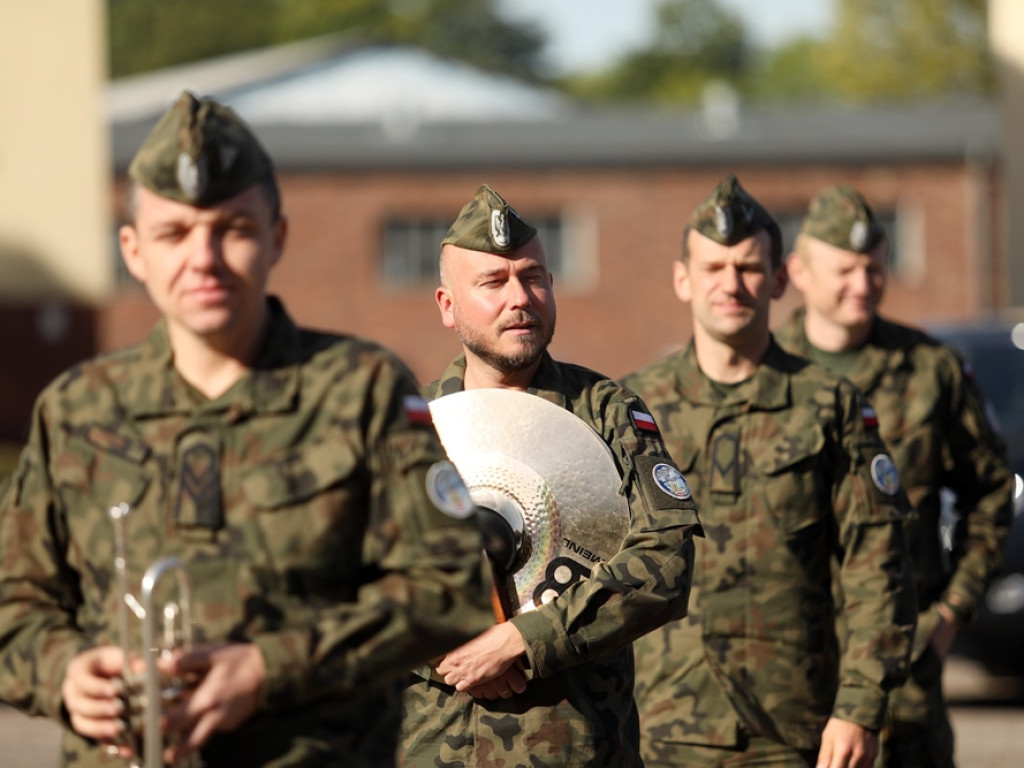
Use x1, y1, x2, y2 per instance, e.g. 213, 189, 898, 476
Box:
652, 463, 692, 500
870, 454, 901, 496
425, 461, 476, 519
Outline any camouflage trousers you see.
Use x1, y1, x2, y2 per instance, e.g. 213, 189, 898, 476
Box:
399, 671, 643, 768
878, 647, 955, 768
642, 733, 818, 767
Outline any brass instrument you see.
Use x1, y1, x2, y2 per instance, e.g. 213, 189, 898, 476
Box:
109, 503, 195, 768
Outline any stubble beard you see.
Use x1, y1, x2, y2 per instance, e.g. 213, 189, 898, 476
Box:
457, 310, 556, 374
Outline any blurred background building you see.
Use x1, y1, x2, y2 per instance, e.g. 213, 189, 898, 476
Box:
0, 0, 1020, 449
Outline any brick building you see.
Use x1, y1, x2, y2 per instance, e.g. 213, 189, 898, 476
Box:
1, 41, 1009, 442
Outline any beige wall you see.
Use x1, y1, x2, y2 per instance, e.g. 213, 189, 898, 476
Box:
990, 0, 1024, 308
0, 0, 110, 304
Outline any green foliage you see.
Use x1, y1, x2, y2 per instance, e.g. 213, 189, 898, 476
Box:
565, 0, 994, 106
374, 0, 546, 83
564, 0, 749, 105
109, 0, 280, 77
814, 0, 995, 102
745, 37, 831, 102
108, 0, 544, 81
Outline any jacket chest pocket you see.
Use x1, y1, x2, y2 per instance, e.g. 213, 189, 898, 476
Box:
750, 423, 827, 535
53, 434, 153, 614
241, 438, 364, 590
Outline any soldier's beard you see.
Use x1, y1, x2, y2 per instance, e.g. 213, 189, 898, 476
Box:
457, 309, 556, 374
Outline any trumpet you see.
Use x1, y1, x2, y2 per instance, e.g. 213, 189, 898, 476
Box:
109, 503, 195, 768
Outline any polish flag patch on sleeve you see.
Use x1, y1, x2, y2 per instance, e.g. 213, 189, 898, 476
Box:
404, 395, 434, 426
631, 409, 660, 435
861, 406, 879, 428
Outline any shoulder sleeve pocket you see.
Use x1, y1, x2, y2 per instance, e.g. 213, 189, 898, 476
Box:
850, 446, 909, 524
630, 453, 701, 533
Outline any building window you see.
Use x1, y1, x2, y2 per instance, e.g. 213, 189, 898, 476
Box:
381, 212, 585, 289
381, 219, 449, 287
778, 209, 901, 272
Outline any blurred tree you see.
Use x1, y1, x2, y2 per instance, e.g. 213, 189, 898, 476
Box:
108, 0, 545, 82
565, 0, 993, 106
744, 37, 831, 102
812, 0, 994, 102
563, 0, 749, 104
109, 0, 279, 76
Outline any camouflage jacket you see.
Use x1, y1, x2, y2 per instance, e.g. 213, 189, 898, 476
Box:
0, 298, 492, 767
623, 340, 917, 751
777, 311, 1013, 645
399, 352, 702, 768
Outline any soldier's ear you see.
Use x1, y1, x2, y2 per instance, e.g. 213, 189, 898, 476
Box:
673, 259, 692, 304
771, 261, 789, 300
786, 249, 809, 293
436, 286, 456, 329
269, 215, 288, 268
119, 224, 146, 284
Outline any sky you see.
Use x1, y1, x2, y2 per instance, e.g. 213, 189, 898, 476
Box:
497, 0, 835, 77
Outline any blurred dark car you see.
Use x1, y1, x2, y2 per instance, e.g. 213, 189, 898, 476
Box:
931, 320, 1024, 675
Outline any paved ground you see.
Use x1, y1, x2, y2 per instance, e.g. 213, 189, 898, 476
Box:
944, 656, 1024, 768
1, 655, 1021, 767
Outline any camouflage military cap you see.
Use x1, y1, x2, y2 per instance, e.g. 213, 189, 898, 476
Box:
128, 90, 274, 206
688, 173, 778, 246
800, 185, 886, 253
441, 184, 537, 253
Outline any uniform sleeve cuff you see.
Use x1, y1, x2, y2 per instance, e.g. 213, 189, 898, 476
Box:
510, 607, 572, 679
251, 629, 312, 711
941, 595, 975, 626
831, 686, 887, 732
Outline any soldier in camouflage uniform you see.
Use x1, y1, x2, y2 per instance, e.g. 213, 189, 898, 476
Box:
0, 91, 493, 767
398, 184, 703, 767
777, 185, 1014, 768
623, 174, 918, 768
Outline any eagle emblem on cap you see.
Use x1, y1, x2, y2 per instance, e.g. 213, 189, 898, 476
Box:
714, 205, 733, 238
490, 208, 511, 249
850, 220, 868, 252
176, 152, 206, 201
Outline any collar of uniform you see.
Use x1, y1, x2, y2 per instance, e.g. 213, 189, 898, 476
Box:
430, 355, 469, 399
428, 351, 567, 409
678, 338, 791, 411
521, 352, 570, 410
776, 306, 812, 356
118, 321, 191, 417
753, 339, 800, 410
780, 308, 904, 394
864, 315, 909, 371
122, 297, 300, 418
841, 319, 901, 395
244, 296, 302, 415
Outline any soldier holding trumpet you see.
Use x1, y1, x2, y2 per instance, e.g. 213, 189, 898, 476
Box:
0, 92, 493, 766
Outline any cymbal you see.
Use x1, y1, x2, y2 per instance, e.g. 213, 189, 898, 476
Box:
429, 389, 629, 614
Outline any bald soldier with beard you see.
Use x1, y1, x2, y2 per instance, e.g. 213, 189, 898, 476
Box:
399, 184, 703, 768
